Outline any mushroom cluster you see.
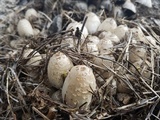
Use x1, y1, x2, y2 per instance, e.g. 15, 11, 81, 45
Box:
1, 0, 160, 119
16, 8, 155, 110
46, 9, 155, 109
17, 8, 40, 37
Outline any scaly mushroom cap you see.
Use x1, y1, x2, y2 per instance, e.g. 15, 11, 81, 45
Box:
62, 65, 96, 109
129, 46, 146, 63
99, 31, 120, 45
82, 42, 99, 55
47, 51, 73, 89
61, 36, 75, 48
98, 38, 114, 54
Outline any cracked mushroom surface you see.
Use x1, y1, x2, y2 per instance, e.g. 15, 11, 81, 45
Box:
62, 65, 97, 109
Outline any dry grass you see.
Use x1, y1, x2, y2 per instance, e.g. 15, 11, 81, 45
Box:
0, 0, 160, 120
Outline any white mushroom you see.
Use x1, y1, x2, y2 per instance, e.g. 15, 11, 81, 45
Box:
47, 51, 73, 89
99, 31, 120, 44
117, 93, 131, 104
135, 0, 152, 8
10, 39, 24, 49
85, 12, 101, 34
61, 37, 75, 48
23, 48, 42, 66
62, 65, 96, 109
146, 36, 157, 47
122, 0, 136, 14
86, 35, 100, 45
98, 18, 117, 32
33, 28, 40, 36
129, 46, 147, 63
93, 54, 115, 79
130, 28, 146, 44
17, 19, 34, 37
129, 59, 151, 79
114, 6, 124, 18
25, 8, 38, 21
66, 22, 88, 44
98, 38, 113, 54
82, 42, 99, 55
113, 25, 128, 40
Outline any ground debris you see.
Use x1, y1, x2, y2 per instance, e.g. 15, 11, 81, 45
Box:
0, 0, 160, 120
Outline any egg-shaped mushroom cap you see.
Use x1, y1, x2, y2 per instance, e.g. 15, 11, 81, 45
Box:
98, 18, 117, 32
62, 65, 96, 109
66, 22, 88, 43
17, 19, 34, 37
23, 49, 42, 66
47, 51, 73, 89
85, 12, 101, 34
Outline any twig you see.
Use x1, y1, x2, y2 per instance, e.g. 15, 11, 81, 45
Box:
9, 67, 26, 96
32, 106, 50, 120
140, 77, 160, 99
38, 11, 53, 23
150, 49, 155, 88
77, 16, 88, 53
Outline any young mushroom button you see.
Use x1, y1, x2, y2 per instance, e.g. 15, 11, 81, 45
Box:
62, 65, 97, 109
47, 52, 74, 89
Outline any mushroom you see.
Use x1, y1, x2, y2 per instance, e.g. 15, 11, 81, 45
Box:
113, 6, 124, 18
86, 35, 100, 45
135, 0, 152, 8
62, 65, 96, 109
122, 0, 136, 14
25, 8, 38, 22
98, 38, 113, 54
66, 22, 88, 44
113, 25, 128, 40
85, 12, 101, 34
61, 36, 75, 48
129, 59, 151, 79
82, 42, 99, 55
99, 31, 120, 45
47, 51, 73, 89
117, 93, 131, 104
23, 48, 42, 67
93, 54, 115, 79
129, 46, 147, 63
33, 28, 40, 36
22, 48, 42, 78
98, 18, 117, 32
100, 0, 112, 12
75, 1, 88, 11
10, 39, 25, 49
17, 19, 34, 37
130, 28, 147, 44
